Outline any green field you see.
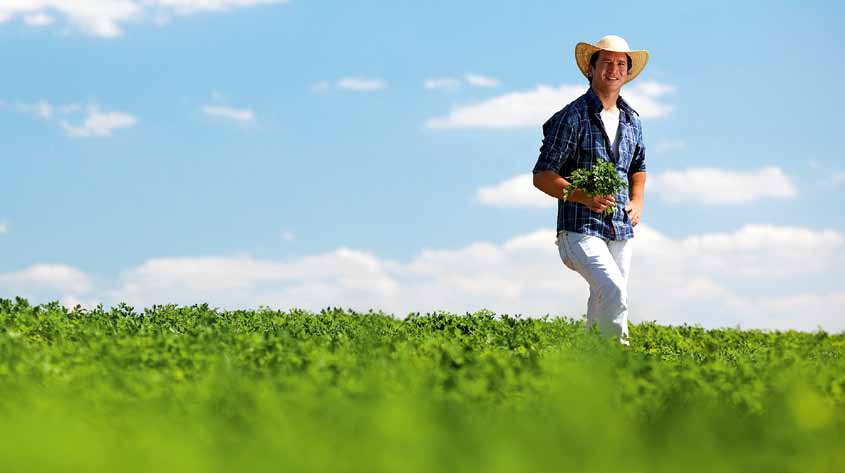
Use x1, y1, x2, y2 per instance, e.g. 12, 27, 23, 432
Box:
1, 297, 843, 472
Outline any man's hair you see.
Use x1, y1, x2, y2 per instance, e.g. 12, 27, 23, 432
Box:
588, 51, 632, 83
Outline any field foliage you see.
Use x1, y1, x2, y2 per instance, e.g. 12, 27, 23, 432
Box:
1, 298, 843, 472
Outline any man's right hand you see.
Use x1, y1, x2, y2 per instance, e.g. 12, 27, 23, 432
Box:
571, 188, 616, 214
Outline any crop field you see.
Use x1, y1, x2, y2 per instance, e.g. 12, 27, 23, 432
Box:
1, 297, 843, 472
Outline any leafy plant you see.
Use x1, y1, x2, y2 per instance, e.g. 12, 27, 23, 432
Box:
1, 298, 843, 472
563, 159, 628, 216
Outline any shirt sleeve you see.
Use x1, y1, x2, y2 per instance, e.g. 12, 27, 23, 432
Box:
532, 113, 578, 175
628, 124, 647, 174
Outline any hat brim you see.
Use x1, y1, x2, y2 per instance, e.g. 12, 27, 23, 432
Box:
575, 42, 649, 84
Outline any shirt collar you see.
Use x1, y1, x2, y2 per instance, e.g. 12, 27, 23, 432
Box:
584, 86, 639, 121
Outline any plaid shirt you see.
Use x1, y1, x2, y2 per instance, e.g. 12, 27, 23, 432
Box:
532, 86, 647, 240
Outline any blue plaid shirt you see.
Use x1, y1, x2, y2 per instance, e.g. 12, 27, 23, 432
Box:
532, 86, 647, 240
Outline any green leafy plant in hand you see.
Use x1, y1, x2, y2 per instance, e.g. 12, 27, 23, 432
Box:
562, 159, 628, 217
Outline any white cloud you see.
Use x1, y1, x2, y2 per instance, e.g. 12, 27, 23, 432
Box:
0, 220, 7, 234
476, 174, 553, 209
650, 166, 798, 204
23, 13, 54, 26
336, 77, 387, 92
314, 77, 388, 93
281, 231, 295, 241
201, 105, 255, 122
0, 264, 93, 295
426, 84, 584, 130
104, 249, 403, 311
627, 224, 845, 331
17, 100, 54, 119
60, 295, 101, 310
464, 74, 499, 88
150, 0, 287, 14
13, 100, 137, 138
654, 139, 686, 153
8, 223, 845, 333
722, 292, 845, 333
425, 80, 674, 129
633, 80, 675, 97
0, 1, 142, 37
59, 103, 83, 114
829, 172, 845, 187
619, 80, 675, 118
0, 0, 288, 38
61, 107, 138, 138
424, 74, 500, 91
424, 78, 461, 91
479, 166, 799, 210
671, 224, 842, 278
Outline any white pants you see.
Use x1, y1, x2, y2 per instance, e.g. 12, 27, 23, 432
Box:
556, 230, 633, 346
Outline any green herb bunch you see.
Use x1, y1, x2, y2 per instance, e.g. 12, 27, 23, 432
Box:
562, 159, 628, 216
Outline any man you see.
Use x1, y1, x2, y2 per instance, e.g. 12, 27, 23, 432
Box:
531, 35, 649, 346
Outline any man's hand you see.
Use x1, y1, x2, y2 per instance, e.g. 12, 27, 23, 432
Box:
572, 188, 616, 214
624, 199, 643, 226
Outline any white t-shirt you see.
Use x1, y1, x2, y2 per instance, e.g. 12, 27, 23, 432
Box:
599, 107, 620, 148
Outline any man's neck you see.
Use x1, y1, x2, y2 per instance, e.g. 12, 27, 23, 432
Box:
590, 84, 619, 112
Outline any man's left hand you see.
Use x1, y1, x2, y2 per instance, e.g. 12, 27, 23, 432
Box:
624, 200, 643, 226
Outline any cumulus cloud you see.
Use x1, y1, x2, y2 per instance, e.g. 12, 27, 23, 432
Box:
23, 13, 54, 26
0, 264, 93, 295
17, 100, 54, 119
424, 74, 500, 92
61, 107, 138, 138
150, 0, 287, 14
464, 74, 499, 88
13, 100, 137, 138
649, 166, 798, 204
425, 80, 674, 130
5, 224, 844, 333
626, 224, 845, 331
426, 84, 585, 130
104, 249, 403, 311
336, 77, 387, 92
624, 80, 676, 118
633, 81, 675, 97
201, 105, 255, 122
478, 165, 799, 210
0, 1, 141, 37
312, 77, 388, 93
424, 78, 462, 91
476, 174, 552, 209
0, 0, 288, 38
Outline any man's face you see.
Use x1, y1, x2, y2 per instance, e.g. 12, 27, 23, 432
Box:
590, 50, 629, 92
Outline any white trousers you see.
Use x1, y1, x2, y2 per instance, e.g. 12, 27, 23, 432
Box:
556, 230, 633, 346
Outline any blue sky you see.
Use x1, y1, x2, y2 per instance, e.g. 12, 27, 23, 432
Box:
2, 0, 844, 332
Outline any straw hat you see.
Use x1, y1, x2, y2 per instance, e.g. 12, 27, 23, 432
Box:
575, 35, 649, 84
